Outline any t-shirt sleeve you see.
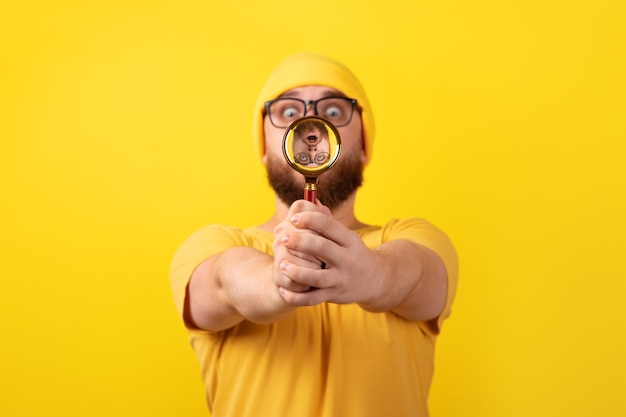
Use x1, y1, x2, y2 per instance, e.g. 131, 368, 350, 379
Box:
381, 218, 459, 334
169, 225, 250, 326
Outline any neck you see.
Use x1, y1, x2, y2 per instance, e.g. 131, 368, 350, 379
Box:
258, 193, 369, 232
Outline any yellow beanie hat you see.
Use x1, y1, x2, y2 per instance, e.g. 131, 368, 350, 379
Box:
252, 52, 375, 164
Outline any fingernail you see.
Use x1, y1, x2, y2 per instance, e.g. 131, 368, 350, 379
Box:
280, 261, 288, 271
290, 215, 299, 224
281, 235, 289, 244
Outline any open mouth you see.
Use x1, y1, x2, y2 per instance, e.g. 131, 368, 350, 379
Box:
305, 132, 320, 145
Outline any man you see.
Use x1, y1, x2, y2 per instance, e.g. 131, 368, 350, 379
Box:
170, 52, 458, 417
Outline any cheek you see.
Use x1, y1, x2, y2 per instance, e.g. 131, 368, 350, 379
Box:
263, 117, 286, 156
338, 122, 365, 154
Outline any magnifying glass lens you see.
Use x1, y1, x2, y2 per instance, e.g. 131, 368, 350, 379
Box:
282, 116, 342, 202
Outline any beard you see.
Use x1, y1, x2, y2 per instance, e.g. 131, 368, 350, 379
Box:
266, 150, 363, 211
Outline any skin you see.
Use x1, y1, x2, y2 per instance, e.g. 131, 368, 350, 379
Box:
186, 86, 448, 332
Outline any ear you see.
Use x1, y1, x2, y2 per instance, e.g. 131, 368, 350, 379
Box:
360, 148, 368, 165
262, 151, 268, 165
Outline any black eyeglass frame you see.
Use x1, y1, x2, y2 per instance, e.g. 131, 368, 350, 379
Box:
264, 97, 359, 128
295, 152, 331, 165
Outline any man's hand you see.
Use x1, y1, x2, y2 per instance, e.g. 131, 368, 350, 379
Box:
272, 200, 448, 323
273, 199, 384, 306
272, 200, 332, 294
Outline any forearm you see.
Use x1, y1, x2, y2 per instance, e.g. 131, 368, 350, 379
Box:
186, 247, 295, 331
358, 240, 447, 322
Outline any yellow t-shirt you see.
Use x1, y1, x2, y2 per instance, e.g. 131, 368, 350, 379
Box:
170, 218, 458, 417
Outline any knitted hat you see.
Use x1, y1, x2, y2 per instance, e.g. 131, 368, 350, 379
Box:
252, 52, 375, 164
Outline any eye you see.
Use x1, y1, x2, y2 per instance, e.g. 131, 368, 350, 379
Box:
314, 152, 330, 163
323, 105, 343, 119
282, 106, 300, 119
295, 153, 310, 163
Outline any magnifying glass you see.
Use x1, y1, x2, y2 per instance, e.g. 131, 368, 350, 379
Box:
282, 116, 342, 202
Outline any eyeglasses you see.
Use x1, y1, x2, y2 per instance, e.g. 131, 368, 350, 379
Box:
264, 97, 358, 128
295, 152, 330, 165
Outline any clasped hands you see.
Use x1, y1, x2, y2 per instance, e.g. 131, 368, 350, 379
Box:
272, 200, 381, 307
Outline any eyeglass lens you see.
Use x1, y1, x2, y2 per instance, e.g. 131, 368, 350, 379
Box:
295, 152, 330, 165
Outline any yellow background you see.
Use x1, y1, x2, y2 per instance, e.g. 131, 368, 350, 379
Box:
1, 1, 624, 416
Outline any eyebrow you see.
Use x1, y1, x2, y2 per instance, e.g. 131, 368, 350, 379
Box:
277, 89, 347, 99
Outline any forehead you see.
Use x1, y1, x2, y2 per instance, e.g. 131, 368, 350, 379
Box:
277, 85, 347, 99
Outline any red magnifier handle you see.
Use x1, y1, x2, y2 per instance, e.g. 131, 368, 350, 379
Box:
304, 182, 317, 202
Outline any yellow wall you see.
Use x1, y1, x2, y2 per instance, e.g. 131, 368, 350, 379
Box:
2, 1, 624, 416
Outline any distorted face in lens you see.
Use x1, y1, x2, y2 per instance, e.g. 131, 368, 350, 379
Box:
292, 120, 330, 167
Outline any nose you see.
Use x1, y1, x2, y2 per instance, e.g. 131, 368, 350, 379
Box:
304, 100, 316, 116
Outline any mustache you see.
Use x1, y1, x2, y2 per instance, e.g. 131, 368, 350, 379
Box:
266, 152, 363, 210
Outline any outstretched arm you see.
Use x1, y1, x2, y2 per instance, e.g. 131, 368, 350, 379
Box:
184, 224, 323, 332
185, 247, 292, 331
359, 239, 447, 322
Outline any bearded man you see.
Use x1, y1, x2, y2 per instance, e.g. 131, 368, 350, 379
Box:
170, 52, 458, 417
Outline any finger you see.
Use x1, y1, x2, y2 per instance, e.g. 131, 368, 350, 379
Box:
275, 245, 323, 274
281, 230, 338, 269
275, 261, 311, 292
279, 286, 329, 307
278, 260, 328, 289
289, 211, 346, 243
279, 234, 322, 265
314, 199, 332, 217
281, 251, 321, 271
288, 199, 328, 218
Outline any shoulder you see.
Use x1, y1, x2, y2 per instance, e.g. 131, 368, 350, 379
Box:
383, 217, 456, 262
361, 217, 458, 278
169, 224, 274, 319
174, 224, 273, 255
359, 218, 448, 243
